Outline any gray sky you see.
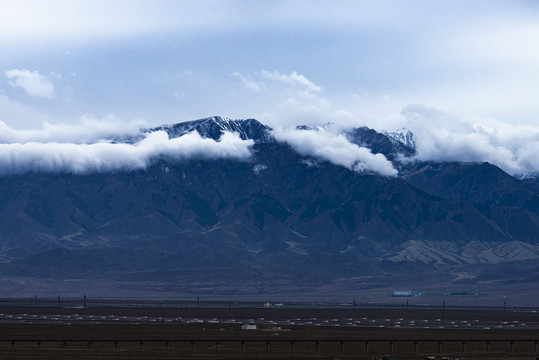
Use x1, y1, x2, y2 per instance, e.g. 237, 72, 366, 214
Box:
0, 0, 538, 175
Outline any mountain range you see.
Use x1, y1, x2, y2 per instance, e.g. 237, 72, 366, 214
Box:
0, 116, 537, 302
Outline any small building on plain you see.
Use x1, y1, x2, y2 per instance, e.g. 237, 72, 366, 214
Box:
392, 290, 421, 297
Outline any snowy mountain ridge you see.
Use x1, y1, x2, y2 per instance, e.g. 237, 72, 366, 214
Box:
150, 116, 274, 143
385, 128, 416, 151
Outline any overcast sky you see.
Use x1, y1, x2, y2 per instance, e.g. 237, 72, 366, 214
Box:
0, 0, 538, 175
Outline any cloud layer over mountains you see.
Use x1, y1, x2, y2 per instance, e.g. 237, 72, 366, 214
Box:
0, 119, 399, 176
273, 127, 398, 177
0, 121, 254, 175
0, 115, 537, 177
403, 105, 539, 176
0, 116, 145, 144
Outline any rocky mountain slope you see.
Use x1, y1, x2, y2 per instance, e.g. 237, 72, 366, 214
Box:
0, 117, 537, 298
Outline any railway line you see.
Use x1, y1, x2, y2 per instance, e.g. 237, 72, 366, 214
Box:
1, 301, 538, 359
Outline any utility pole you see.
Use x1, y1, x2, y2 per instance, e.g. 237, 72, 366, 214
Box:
442, 299, 446, 326
405, 299, 409, 319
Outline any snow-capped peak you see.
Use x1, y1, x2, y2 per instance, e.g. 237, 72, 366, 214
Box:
150, 116, 274, 143
385, 128, 416, 150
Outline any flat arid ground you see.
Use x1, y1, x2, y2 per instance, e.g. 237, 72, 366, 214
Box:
0, 301, 538, 359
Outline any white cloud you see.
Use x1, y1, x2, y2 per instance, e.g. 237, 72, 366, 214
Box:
231, 72, 264, 92
259, 97, 361, 130
0, 130, 254, 175
0, 1, 414, 42
0, 115, 146, 144
273, 126, 397, 177
229, 70, 359, 130
402, 104, 539, 176
253, 163, 268, 174
5, 69, 55, 99
261, 70, 322, 96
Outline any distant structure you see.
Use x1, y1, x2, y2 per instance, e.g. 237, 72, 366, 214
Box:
241, 324, 257, 330
392, 290, 421, 297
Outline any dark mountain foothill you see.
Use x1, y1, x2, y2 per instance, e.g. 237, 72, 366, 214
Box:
0, 117, 537, 302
